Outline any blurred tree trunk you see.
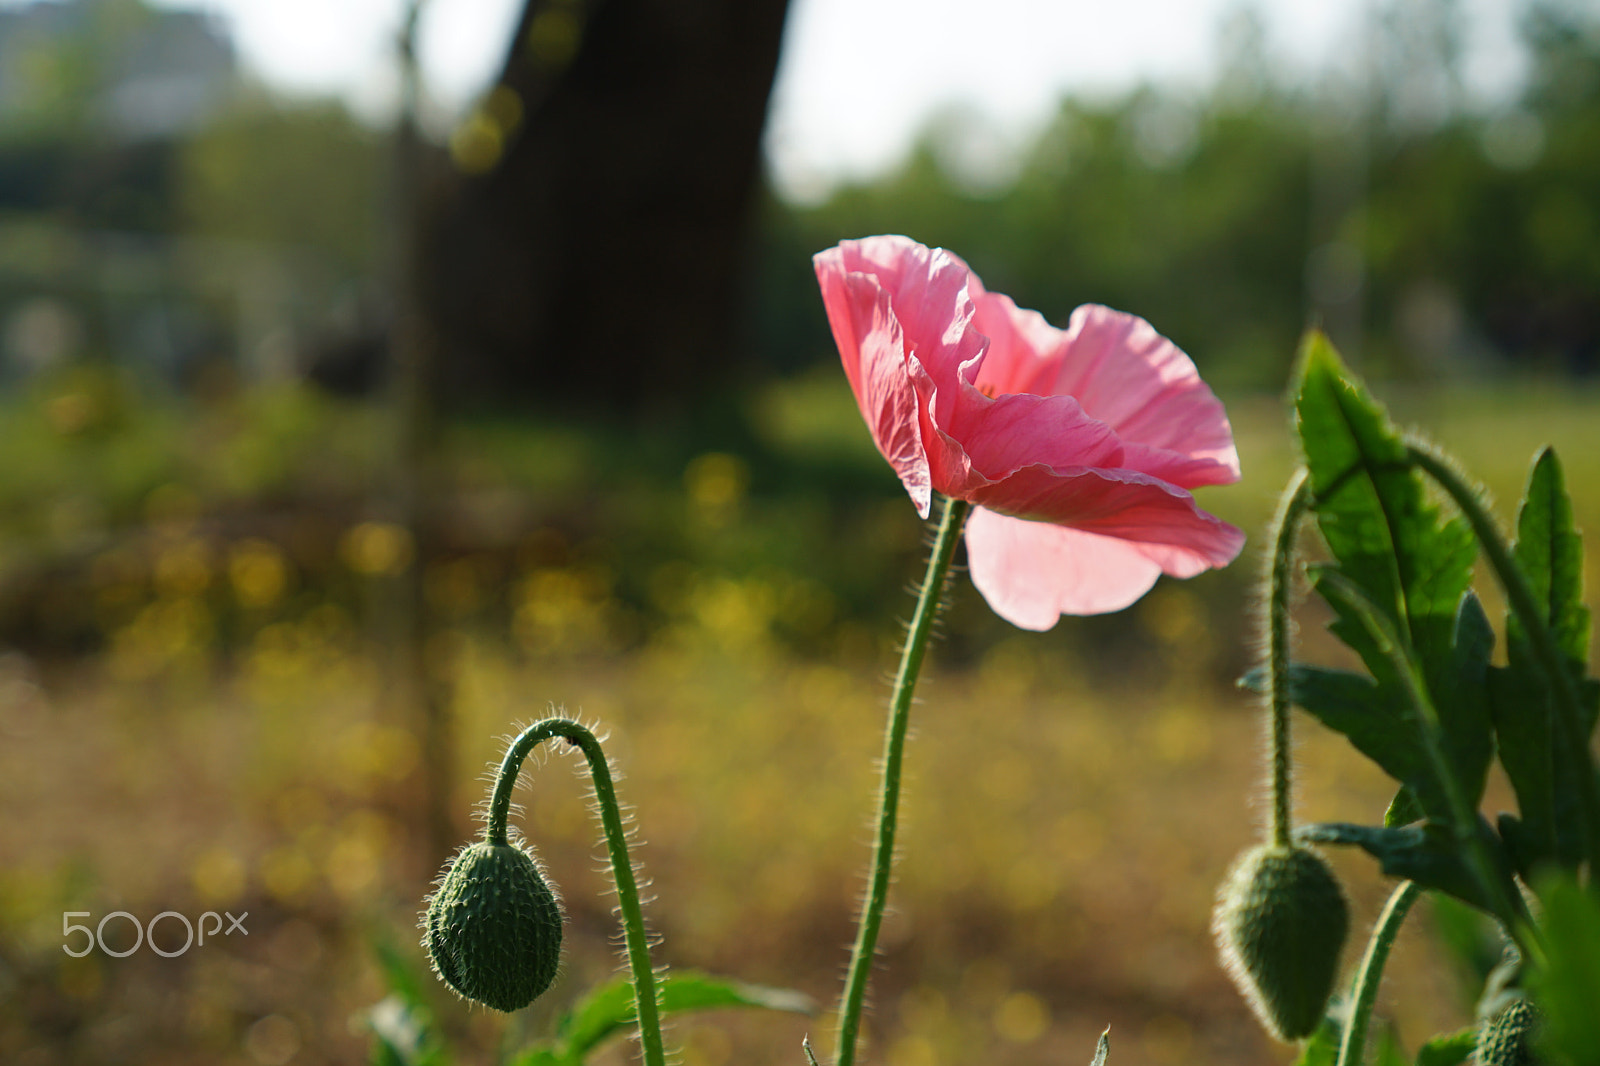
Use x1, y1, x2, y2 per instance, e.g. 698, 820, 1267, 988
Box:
426, 0, 792, 413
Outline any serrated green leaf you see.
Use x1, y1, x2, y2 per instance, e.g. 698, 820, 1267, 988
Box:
1292, 332, 1477, 700
1414, 1027, 1477, 1066
1434, 592, 1495, 810
1487, 665, 1559, 871
1491, 447, 1597, 877
1273, 658, 1433, 808
1512, 447, 1590, 674
1295, 820, 1518, 915
1529, 872, 1600, 1066
1489, 667, 1600, 875
525, 972, 814, 1066
1291, 1017, 1341, 1066
1287, 585, 1495, 826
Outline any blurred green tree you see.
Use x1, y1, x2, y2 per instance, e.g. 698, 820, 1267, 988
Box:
177, 101, 382, 275
754, 0, 1600, 390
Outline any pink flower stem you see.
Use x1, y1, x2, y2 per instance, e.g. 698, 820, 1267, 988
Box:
834, 495, 971, 1066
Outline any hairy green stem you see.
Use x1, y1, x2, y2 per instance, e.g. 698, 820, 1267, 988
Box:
1267, 470, 1315, 848
1315, 572, 1543, 964
488, 718, 665, 1066
1336, 881, 1421, 1066
1407, 444, 1600, 884
834, 495, 970, 1066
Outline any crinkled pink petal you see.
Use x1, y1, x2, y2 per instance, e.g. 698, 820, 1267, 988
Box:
968, 291, 1239, 489
920, 384, 1124, 500
965, 509, 1165, 624
815, 237, 988, 516
815, 244, 933, 516
964, 464, 1245, 565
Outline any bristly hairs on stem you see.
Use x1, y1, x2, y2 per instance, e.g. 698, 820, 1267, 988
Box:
833, 495, 970, 1066
487, 716, 668, 1066
472, 709, 572, 838
1265, 469, 1315, 848
1336, 880, 1421, 1066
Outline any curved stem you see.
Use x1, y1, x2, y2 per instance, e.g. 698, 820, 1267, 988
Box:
1336, 881, 1421, 1066
488, 718, 665, 1066
834, 495, 970, 1066
1314, 572, 1544, 965
1407, 444, 1600, 883
1267, 469, 1314, 848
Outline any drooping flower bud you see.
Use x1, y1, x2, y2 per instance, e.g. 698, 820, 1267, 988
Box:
1476, 997, 1541, 1066
1212, 843, 1349, 1041
425, 840, 564, 1012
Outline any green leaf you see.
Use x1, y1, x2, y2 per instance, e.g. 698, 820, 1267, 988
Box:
1386, 787, 1424, 828
1272, 589, 1494, 824
1372, 1024, 1408, 1066
1291, 1017, 1341, 1066
366, 995, 447, 1066
364, 933, 447, 1066
371, 936, 432, 1009
551, 978, 638, 1060
1432, 592, 1495, 813
1291, 335, 1492, 838
1295, 821, 1518, 915
1255, 661, 1414, 775
1292, 332, 1477, 703
1511, 447, 1591, 674
1413, 1028, 1477, 1066
1529, 872, 1600, 1066
1426, 892, 1503, 993
1491, 447, 1597, 876
1488, 665, 1560, 872
508, 1053, 562, 1066
1279, 657, 1442, 817
515, 972, 814, 1066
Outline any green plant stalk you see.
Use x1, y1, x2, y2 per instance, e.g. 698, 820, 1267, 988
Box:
1315, 571, 1543, 965
1267, 469, 1314, 848
488, 719, 665, 1066
1336, 880, 1421, 1066
834, 495, 970, 1066
1407, 444, 1600, 884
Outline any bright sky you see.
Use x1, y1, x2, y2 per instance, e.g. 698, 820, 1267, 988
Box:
109, 0, 1530, 193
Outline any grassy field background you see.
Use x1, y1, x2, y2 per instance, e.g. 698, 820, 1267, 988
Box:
2, 367, 1597, 1066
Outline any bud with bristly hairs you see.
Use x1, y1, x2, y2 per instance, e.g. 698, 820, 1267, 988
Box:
1213, 843, 1349, 1041
424, 839, 564, 1012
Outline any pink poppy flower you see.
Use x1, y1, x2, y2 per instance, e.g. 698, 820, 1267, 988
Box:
814, 235, 1244, 628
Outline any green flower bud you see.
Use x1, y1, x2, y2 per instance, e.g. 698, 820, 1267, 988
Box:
1476, 997, 1540, 1066
1212, 843, 1349, 1041
425, 840, 564, 1012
